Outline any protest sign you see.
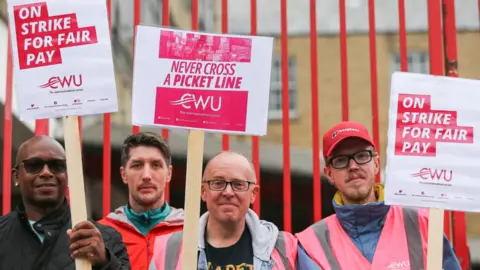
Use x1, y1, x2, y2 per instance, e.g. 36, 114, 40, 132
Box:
132, 26, 273, 136
132, 26, 274, 269
384, 72, 478, 211
384, 71, 480, 269
7, 0, 118, 121
7, 1, 118, 269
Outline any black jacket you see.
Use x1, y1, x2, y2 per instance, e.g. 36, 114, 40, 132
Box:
0, 199, 131, 270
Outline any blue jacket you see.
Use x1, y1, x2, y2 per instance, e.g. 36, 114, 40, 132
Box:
296, 185, 462, 270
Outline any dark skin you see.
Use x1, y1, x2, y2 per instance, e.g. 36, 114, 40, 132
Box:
12, 136, 108, 267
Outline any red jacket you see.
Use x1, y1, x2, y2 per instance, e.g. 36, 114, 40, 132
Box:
99, 206, 184, 270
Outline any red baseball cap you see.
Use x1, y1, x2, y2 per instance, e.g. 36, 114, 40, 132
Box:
322, 121, 375, 160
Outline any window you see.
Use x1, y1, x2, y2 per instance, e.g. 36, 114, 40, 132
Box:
392, 51, 430, 74
269, 56, 297, 119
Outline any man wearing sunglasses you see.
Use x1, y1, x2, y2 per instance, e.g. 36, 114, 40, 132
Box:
0, 135, 130, 270
149, 151, 297, 269
295, 121, 461, 269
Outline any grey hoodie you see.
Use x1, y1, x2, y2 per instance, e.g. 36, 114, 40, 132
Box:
197, 208, 281, 269
149, 208, 285, 269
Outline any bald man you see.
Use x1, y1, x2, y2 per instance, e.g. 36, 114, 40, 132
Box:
0, 136, 130, 270
149, 151, 297, 270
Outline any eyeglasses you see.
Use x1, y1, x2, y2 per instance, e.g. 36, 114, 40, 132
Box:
16, 158, 67, 174
327, 150, 377, 169
203, 180, 255, 192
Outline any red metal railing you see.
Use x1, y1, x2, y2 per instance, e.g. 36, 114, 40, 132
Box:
132, 0, 141, 136
1, 0, 472, 268
280, 0, 292, 235
221, 0, 230, 151
250, 0, 261, 216
367, 0, 381, 184
161, 0, 170, 145
2, 30, 12, 215
428, 0, 451, 250
309, 0, 321, 223
339, 0, 349, 122
103, 0, 113, 217
442, 0, 469, 267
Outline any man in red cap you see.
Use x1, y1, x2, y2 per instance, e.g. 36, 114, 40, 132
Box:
295, 121, 461, 269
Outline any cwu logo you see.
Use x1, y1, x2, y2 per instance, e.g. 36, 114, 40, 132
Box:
170, 93, 222, 112
411, 168, 453, 182
39, 74, 83, 89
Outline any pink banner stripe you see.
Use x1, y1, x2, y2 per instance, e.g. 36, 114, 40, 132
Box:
159, 30, 252, 63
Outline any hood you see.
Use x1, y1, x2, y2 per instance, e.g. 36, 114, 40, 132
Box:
105, 205, 184, 230
198, 208, 279, 261
332, 184, 390, 238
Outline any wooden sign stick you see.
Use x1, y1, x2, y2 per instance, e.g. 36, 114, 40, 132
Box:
181, 130, 205, 269
426, 208, 444, 270
63, 115, 92, 270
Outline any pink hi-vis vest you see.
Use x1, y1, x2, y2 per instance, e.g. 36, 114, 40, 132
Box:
151, 231, 297, 270
296, 206, 428, 270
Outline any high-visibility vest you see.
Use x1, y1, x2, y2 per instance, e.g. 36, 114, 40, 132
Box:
99, 207, 183, 270
151, 231, 297, 270
296, 206, 428, 270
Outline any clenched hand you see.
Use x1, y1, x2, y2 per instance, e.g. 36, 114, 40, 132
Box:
67, 221, 108, 267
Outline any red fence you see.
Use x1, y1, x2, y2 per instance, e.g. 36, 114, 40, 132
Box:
1, 0, 472, 268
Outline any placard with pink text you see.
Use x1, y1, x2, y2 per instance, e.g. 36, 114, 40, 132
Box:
131, 25, 274, 135
7, 0, 118, 120
384, 72, 480, 212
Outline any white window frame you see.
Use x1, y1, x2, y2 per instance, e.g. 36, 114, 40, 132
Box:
392, 51, 430, 74
269, 56, 297, 120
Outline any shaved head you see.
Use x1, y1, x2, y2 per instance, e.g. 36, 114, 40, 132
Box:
16, 136, 65, 165
203, 151, 256, 183
13, 135, 68, 218
201, 151, 259, 225
202, 151, 260, 238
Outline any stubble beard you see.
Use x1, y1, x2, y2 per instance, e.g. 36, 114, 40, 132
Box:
344, 180, 374, 204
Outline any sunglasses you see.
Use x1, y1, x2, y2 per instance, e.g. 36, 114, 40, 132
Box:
16, 158, 67, 174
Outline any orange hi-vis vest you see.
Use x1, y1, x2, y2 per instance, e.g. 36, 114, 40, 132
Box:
99, 207, 184, 270
150, 231, 297, 270
296, 206, 428, 270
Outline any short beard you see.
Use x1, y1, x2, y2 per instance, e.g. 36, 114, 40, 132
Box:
343, 185, 373, 204
331, 177, 375, 205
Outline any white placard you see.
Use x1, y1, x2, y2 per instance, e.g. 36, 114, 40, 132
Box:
384, 72, 480, 212
7, 0, 118, 120
131, 25, 274, 136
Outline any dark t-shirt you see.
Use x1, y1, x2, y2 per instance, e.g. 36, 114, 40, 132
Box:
204, 227, 254, 270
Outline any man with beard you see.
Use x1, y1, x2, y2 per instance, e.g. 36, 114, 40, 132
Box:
0, 136, 130, 270
99, 132, 184, 270
149, 151, 297, 269
295, 121, 461, 270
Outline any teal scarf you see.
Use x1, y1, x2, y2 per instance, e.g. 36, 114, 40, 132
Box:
125, 202, 171, 236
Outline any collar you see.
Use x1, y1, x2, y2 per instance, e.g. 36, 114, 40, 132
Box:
125, 202, 170, 223
332, 184, 390, 237
17, 198, 71, 234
